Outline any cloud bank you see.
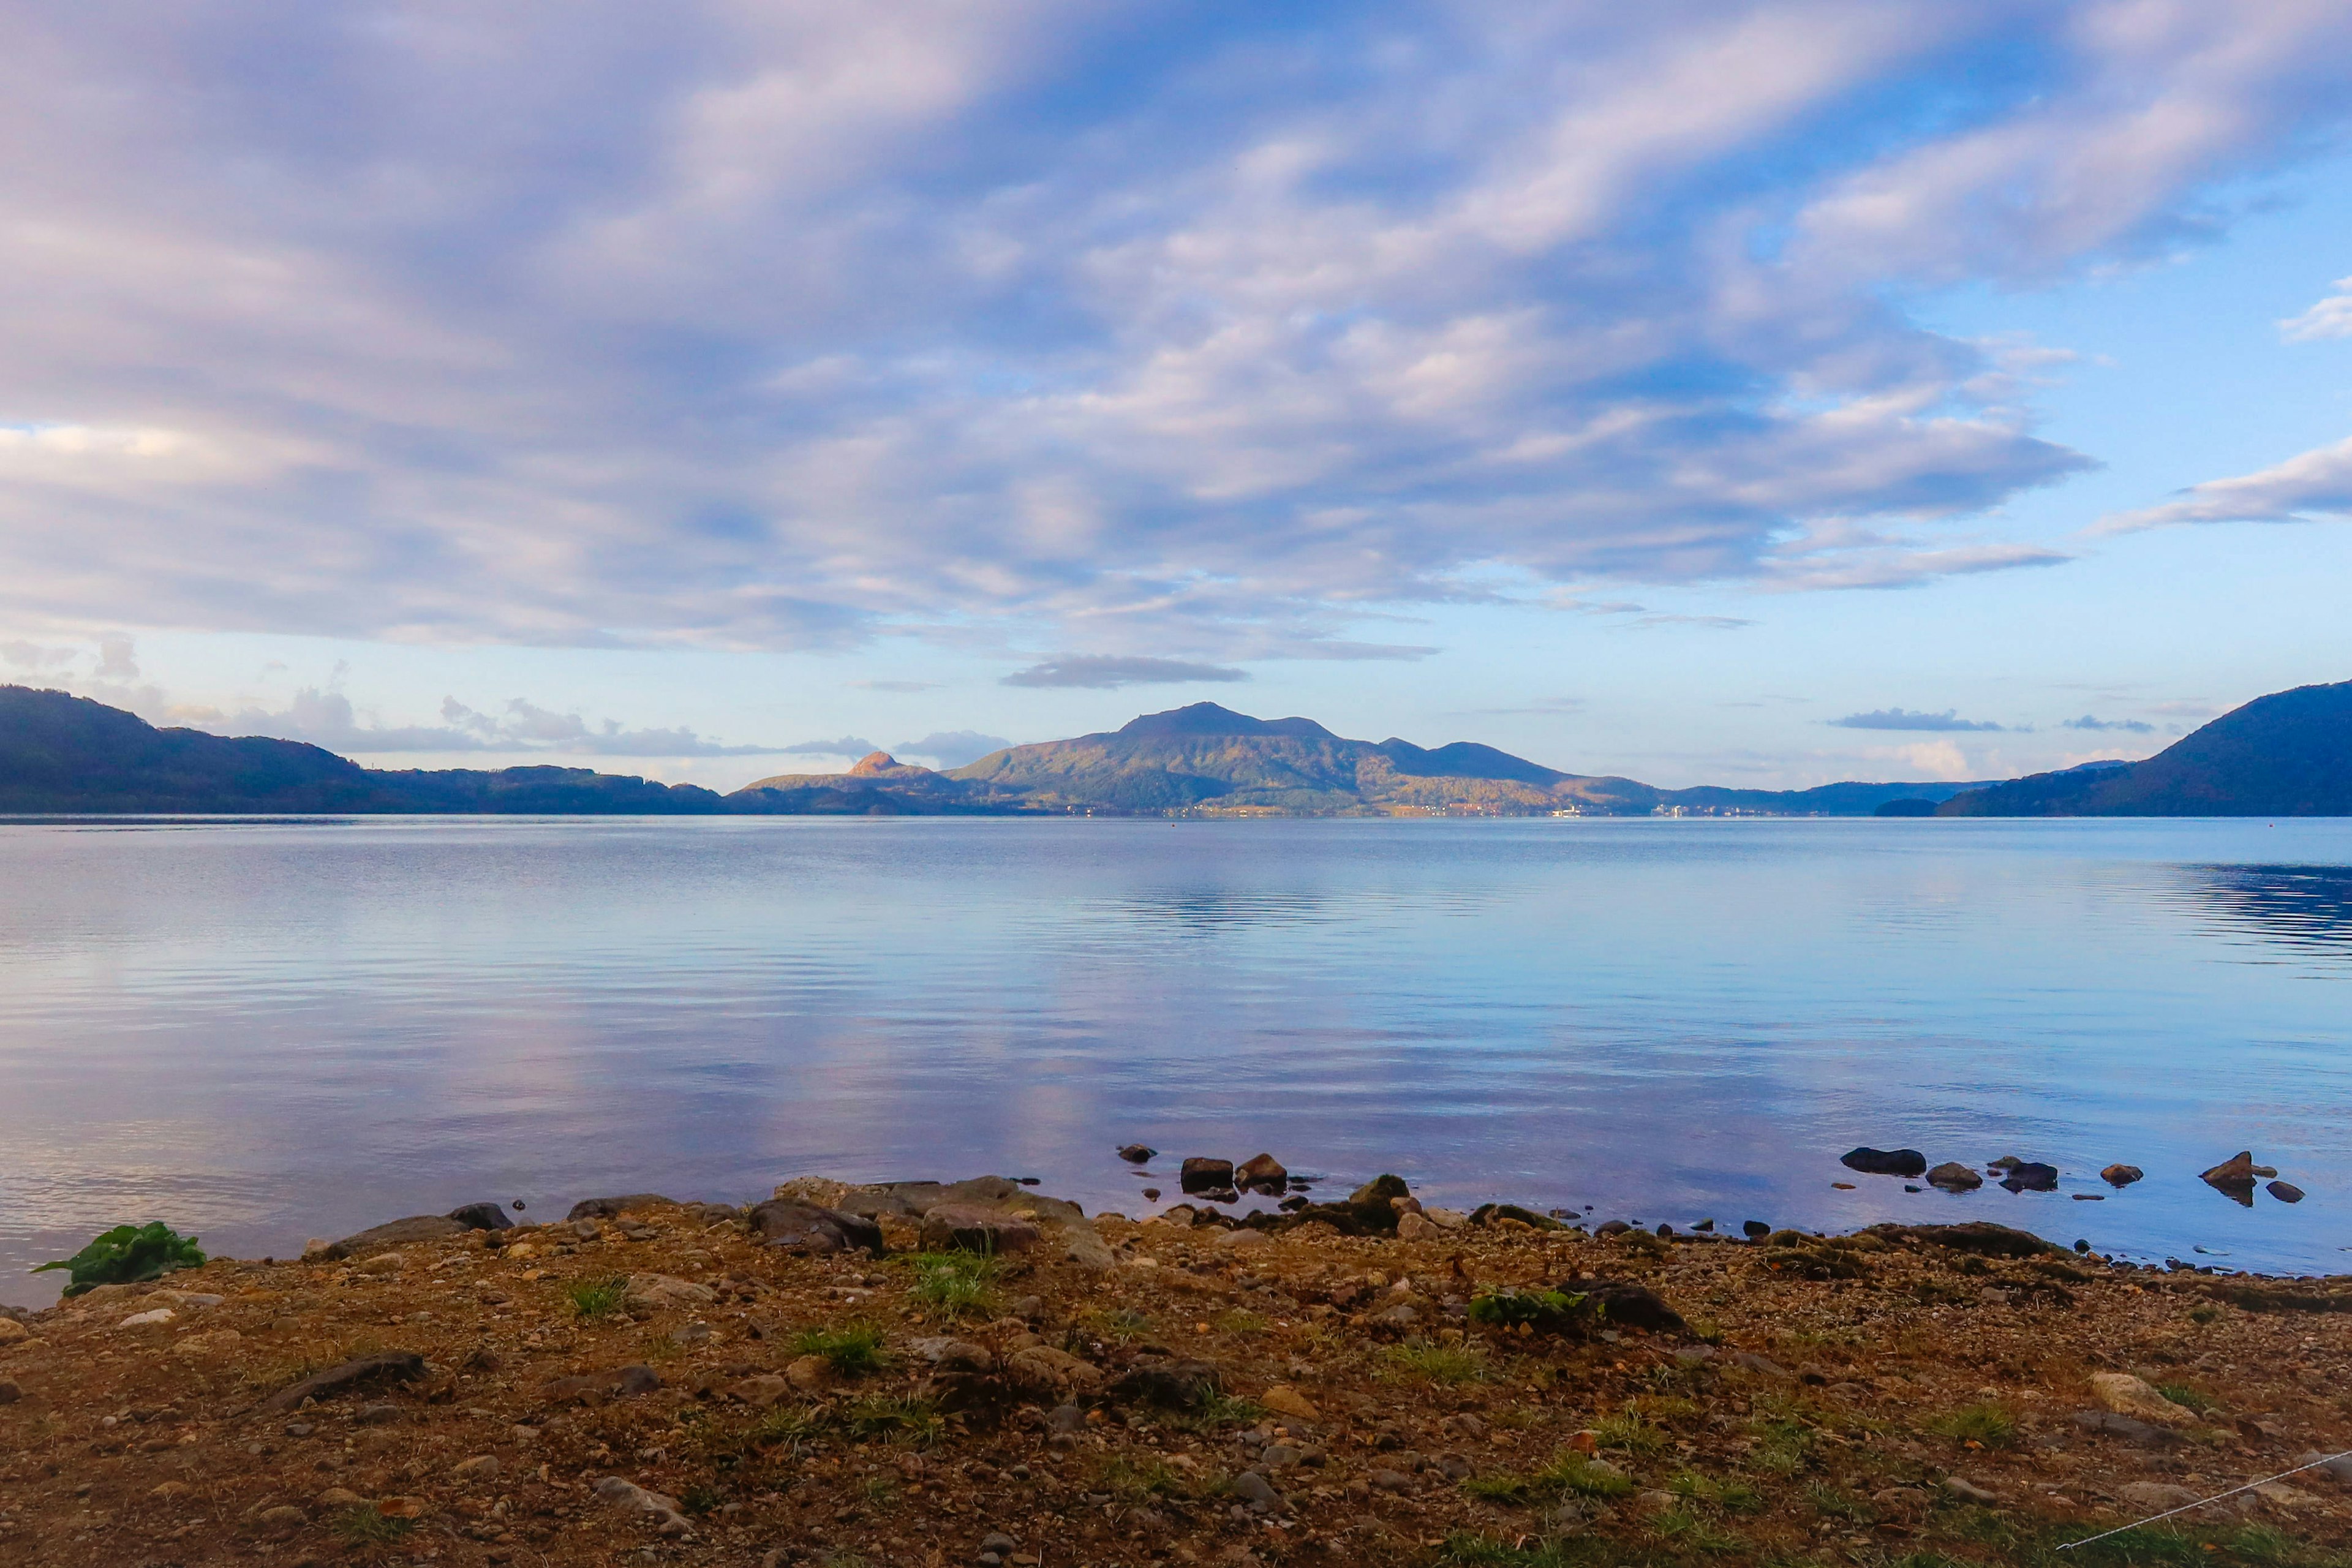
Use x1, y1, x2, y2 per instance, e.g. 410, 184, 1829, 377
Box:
1829, 709, 2005, 732
1001, 656, 1248, 690
2, 3, 2350, 657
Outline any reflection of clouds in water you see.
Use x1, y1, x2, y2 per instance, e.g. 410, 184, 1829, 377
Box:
1093, 884, 1498, 937
2172, 864, 2352, 962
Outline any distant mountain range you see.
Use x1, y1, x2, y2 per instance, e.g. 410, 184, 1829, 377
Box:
4, 677, 2344, 818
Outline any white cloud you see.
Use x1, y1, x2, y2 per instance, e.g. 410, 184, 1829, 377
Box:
2097, 432, 2352, 531
0, 2, 2345, 656
209, 688, 797, 758
2280, 276, 2352, 341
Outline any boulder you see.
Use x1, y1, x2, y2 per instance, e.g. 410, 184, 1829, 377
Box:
2087, 1372, 2198, 1428
1926, 1163, 1983, 1191
1861, 1221, 2058, 1257
1395, 1212, 1441, 1242
2100, 1164, 2144, 1187
1180, 1158, 1235, 1193
2267, 1180, 2306, 1204
444, 1202, 512, 1232
921, 1205, 1041, 1256
564, 1194, 677, 1222
2199, 1152, 2260, 1190
1468, 1202, 1563, 1231
321, 1216, 467, 1259
747, 1199, 884, 1256
1235, 1153, 1287, 1191
1840, 1147, 1927, 1178
1583, 1280, 1687, 1334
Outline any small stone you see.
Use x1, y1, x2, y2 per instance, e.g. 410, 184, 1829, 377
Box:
2101, 1164, 2144, 1186
0, 1319, 28, 1346
1926, 1162, 1983, 1191
1368, 1468, 1412, 1491
980, 1532, 1020, 1556
118, 1308, 175, 1328
2117, 1481, 2202, 1511
1118, 1144, 1156, 1163
452, 1455, 500, 1480
315, 1487, 366, 1509
356, 1403, 402, 1424
0, 1379, 20, 1404
1944, 1476, 2002, 1504
1141, 1188, 1161, 1200
2294, 1452, 2352, 1485
1260, 1384, 1321, 1422
355, 1253, 405, 1275
623, 1273, 717, 1312
1215, 1227, 1270, 1251
1046, 1403, 1088, 1433
593, 1475, 690, 1535
149, 1480, 193, 1499
255, 1504, 308, 1529
2267, 1180, 2305, 1203
1395, 1212, 1441, 1242
1231, 1471, 1280, 1509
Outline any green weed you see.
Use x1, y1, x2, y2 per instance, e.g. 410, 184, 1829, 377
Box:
564, 1277, 630, 1321
330, 1507, 416, 1547
838, 1393, 941, 1444
1926, 1401, 2018, 1447
35, 1222, 205, 1297
2155, 1381, 2221, 1415
900, 1252, 1000, 1319
790, 1321, 891, 1377
1591, 1412, 1669, 1457
1380, 1338, 1493, 1385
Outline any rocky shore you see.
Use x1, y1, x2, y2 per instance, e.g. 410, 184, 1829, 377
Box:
3, 1169, 2349, 1568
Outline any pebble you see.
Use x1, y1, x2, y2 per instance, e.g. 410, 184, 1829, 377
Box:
2267, 1180, 2306, 1203
1117, 1145, 1155, 1163
2101, 1164, 2144, 1186
1232, 1471, 1281, 1509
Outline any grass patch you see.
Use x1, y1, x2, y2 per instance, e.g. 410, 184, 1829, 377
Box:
2186, 1305, 2222, 1325
1094, 1453, 1189, 1499
837, 1393, 941, 1444
330, 1507, 417, 1547
1804, 1483, 1874, 1523
564, 1276, 630, 1321
1080, 1306, 1155, 1344
1438, 1532, 1600, 1567
1926, 1401, 2018, 1448
1465, 1448, 1637, 1504
1591, 1412, 1669, 1457
1174, 1390, 1265, 1431
1652, 1507, 1746, 1553
1380, 1338, 1493, 1385
900, 1252, 1000, 1319
2155, 1381, 2222, 1416
1215, 1308, 1269, 1336
1746, 1417, 1814, 1476
1669, 1471, 1763, 1513
790, 1321, 891, 1378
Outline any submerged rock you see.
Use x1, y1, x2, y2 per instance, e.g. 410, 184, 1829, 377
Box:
1999, 1162, 2059, 1193
1117, 1144, 1156, 1163
2100, 1164, 2144, 1187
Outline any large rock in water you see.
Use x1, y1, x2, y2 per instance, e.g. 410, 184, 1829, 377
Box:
1926, 1163, 1983, 1192
1180, 1158, 1235, 1193
1841, 1147, 1927, 1178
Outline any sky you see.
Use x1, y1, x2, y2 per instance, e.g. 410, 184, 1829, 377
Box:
5, 1, 2352, 791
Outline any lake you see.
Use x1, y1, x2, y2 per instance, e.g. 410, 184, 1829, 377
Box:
2, 815, 2346, 1303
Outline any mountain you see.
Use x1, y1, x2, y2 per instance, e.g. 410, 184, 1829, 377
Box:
741, 702, 1992, 817
1939, 679, 2352, 816
0, 686, 723, 813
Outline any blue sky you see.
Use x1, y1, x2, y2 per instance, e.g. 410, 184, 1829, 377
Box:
4, 1, 2352, 789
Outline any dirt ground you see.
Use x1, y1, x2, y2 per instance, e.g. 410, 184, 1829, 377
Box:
2, 1177, 2348, 1568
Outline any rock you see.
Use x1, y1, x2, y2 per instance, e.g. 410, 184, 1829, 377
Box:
1870, 1487, 1930, 1520
565, 1194, 676, 1222
445, 1201, 512, 1232
1424, 1207, 1468, 1229
1215, 1227, 1270, 1251
1260, 1384, 1321, 1422
980, 1531, 1020, 1556
2267, 1180, 2306, 1204
1863, 1221, 2059, 1257
315, 1487, 366, 1509
729, 1374, 793, 1407
321, 1215, 469, 1259
375, 1496, 428, 1520
747, 1199, 885, 1256
2201, 1152, 2261, 1191
908, 1336, 995, 1372
1926, 1162, 1983, 1191
594, 1474, 692, 1536
1107, 1357, 1221, 1409
0, 1318, 31, 1346
451, 1454, 500, 1480
172, 1329, 243, 1358
355, 1253, 405, 1275
1005, 1346, 1103, 1395
624, 1274, 717, 1313
2116, 1481, 2202, 1511
541, 1364, 663, 1404
0, 1380, 19, 1404
921, 1205, 1042, 1256
2070, 1410, 2182, 1447
1583, 1280, 1686, 1334
1395, 1212, 1441, 1242
1045, 1402, 1088, 1433
254, 1504, 308, 1530
785, 1355, 836, 1394
1841, 1147, 1928, 1178
1742, 1220, 1771, 1238
1999, 1161, 2059, 1193
1368, 1468, 1412, 1492
2101, 1164, 2144, 1187
1180, 1158, 1235, 1193
1730, 1352, 1790, 1376
258, 1350, 428, 1414
2294, 1452, 2352, 1485
118, 1308, 175, 1328
149, 1480, 192, 1499
771, 1176, 855, 1208
1231, 1471, 1281, 1509
2088, 1373, 2199, 1428
1944, 1476, 2002, 1504
1235, 1153, 1287, 1191
1118, 1144, 1156, 1163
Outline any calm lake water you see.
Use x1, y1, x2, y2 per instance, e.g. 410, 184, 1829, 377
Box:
4, 815, 2348, 1303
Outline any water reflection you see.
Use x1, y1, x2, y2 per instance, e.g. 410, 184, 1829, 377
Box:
2174, 864, 2352, 960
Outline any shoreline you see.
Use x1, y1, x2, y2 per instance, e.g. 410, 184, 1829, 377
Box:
4, 1170, 2348, 1566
